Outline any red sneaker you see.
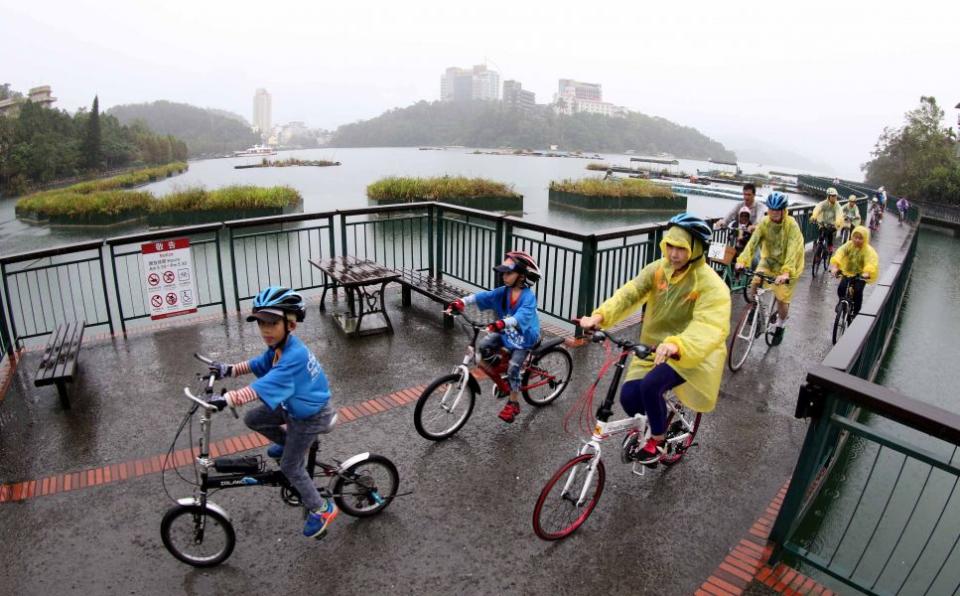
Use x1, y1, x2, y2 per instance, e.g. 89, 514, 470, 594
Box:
498, 401, 520, 423
635, 437, 666, 465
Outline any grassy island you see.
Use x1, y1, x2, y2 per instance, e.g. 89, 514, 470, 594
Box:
235, 157, 341, 169
16, 164, 301, 226
548, 178, 686, 211
366, 176, 522, 211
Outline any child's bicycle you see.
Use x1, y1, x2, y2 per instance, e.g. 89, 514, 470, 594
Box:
160, 354, 400, 567
413, 310, 573, 440
531, 325, 700, 541
727, 269, 788, 371
832, 273, 866, 345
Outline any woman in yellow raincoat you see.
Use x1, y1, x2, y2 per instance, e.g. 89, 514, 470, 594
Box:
829, 225, 879, 316
735, 191, 804, 345
577, 214, 730, 465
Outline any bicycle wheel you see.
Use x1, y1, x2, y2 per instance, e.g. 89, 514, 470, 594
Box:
532, 453, 605, 541
161, 504, 236, 567
332, 454, 399, 517
811, 243, 821, 278
832, 301, 849, 345
727, 302, 758, 372
413, 372, 476, 440
661, 407, 702, 466
521, 347, 573, 406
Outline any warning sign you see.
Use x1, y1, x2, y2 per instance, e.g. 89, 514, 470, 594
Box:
142, 238, 198, 320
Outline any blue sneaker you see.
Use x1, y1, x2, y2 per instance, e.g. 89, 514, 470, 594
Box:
303, 500, 339, 539
267, 443, 284, 459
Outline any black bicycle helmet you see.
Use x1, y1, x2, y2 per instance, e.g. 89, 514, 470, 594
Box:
248, 286, 306, 322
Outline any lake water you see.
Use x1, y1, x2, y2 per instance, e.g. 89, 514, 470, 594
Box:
0, 147, 814, 254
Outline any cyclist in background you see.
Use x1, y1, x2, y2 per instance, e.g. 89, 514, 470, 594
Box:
829, 226, 879, 317
840, 195, 862, 243
735, 192, 805, 345
811, 187, 844, 253
578, 213, 730, 465
897, 196, 910, 222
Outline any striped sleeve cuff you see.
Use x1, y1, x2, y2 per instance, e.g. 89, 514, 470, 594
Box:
225, 386, 258, 408
232, 361, 251, 376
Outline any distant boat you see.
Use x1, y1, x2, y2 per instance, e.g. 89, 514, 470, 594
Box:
233, 144, 278, 157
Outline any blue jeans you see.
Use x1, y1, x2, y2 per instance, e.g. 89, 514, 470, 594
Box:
244, 403, 337, 511
478, 332, 528, 392
619, 365, 685, 436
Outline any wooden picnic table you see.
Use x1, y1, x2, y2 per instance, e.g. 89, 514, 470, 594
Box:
309, 256, 401, 336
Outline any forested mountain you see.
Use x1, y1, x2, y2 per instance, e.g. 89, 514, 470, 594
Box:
107, 101, 259, 157
0, 90, 187, 195
330, 100, 736, 161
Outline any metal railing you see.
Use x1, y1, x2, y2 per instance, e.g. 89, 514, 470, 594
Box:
767, 206, 954, 595
225, 211, 336, 311
0, 198, 835, 351
0, 240, 113, 345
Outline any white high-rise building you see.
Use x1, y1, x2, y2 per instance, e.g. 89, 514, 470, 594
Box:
253, 88, 272, 136
440, 65, 500, 102
553, 79, 626, 118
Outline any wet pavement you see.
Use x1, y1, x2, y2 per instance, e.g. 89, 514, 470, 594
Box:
0, 219, 914, 595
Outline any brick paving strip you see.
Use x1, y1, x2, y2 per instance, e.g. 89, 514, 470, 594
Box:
695, 480, 836, 596
0, 382, 427, 504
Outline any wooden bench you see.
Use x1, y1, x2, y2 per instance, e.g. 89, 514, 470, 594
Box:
395, 268, 468, 328
34, 321, 85, 409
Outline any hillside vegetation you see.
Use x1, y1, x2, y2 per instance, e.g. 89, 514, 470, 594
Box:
331, 100, 735, 160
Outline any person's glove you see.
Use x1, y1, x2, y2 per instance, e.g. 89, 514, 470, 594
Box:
486, 320, 506, 333
208, 361, 232, 380
207, 395, 228, 411
447, 299, 465, 313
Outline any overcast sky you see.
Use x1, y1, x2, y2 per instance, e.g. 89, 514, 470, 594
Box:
3, 0, 958, 178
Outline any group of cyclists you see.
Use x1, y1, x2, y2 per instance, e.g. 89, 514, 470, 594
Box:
197, 180, 897, 542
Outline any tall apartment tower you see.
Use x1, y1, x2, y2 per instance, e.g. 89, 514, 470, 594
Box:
253, 88, 272, 137
441, 65, 500, 102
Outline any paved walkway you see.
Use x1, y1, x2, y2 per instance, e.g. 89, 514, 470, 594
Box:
0, 218, 914, 595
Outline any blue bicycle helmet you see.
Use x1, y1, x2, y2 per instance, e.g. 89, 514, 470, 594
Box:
666, 213, 712, 249
766, 191, 788, 210
248, 286, 306, 322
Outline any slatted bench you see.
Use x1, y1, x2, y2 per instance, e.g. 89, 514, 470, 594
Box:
34, 321, 85, 409
396, 268, 468, 328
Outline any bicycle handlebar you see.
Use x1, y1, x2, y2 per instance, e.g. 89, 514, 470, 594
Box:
570, 318, 673, 361
444, 308, 487, 330
190, 352, 239, 418
737, 268, 789, 285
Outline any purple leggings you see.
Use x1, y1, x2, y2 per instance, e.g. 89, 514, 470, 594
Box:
619, 364, 685, 435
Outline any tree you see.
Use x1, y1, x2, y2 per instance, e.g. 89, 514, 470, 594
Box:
862, 96, 960, 204
83, 96, 102, 170
0, 83, 23, 101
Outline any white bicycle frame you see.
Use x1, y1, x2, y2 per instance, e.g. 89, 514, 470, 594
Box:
563, 392, 697, 506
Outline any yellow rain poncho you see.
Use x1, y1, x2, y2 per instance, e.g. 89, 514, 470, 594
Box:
735, 213, 805, 302
841, 202, 861, 228
812, 198, 844, 228
591, 226, 731, 413
830, 225, 879, 283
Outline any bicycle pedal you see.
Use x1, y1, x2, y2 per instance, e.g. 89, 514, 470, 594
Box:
631, 462, 648, 477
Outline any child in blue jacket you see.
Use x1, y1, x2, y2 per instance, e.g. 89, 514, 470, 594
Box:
206, 286, 338, 540
449, 251, 542, 423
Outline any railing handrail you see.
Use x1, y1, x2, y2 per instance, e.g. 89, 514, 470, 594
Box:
0, 239, 106, 265
105, 222, 224, 246
224, 209, 338, 229
808, 364, 960, 445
